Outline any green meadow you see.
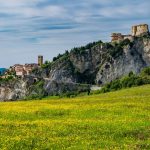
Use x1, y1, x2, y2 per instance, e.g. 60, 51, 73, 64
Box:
0, 85, 150, 150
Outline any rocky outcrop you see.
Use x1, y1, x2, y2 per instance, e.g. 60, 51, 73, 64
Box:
1, 36, 150, 101
0, 79, 28, 101
45, 37, 150, 86
44, 80, 89, 96
96, 38, 150, 84
0, 76, 90, 101
49, 37, 150, 85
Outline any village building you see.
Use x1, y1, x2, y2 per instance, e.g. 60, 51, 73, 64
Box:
11, 56, 43, 77
24, 64, 38, 75
13, 63, 39, 77
14, 64, 25, 76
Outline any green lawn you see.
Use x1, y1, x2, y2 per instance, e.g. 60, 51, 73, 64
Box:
0, 85, 150, 149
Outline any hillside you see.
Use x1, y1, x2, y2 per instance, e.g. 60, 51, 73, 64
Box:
44, 35, 150, 85
0, 85, 149, 149
1, 35, 150, 101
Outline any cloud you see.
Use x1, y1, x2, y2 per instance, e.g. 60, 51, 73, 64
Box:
0, 3, 67, 19
0, 0, 149, 67
99, 2, 150, 19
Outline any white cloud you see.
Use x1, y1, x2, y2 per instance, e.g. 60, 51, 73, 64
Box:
0, 4, 67, 19
0, 0, 42, 7
0, 0, 150, 67
99, 2, 150, 18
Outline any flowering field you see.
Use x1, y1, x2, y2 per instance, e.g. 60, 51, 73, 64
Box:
0, 85, 150, 149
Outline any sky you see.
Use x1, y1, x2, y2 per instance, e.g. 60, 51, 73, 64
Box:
0, 0, 150, 68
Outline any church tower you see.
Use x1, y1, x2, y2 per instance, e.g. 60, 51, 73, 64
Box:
38, 55, 43, 66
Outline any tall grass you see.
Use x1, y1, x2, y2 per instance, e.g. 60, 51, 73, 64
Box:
0, 85, 150, 149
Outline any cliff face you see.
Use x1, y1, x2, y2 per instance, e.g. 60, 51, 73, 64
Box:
1, 36, 150, 101
0, 79, 28, 101
49, 37, 150, 85
0, 76, 89, 101
96, 38, 150, 84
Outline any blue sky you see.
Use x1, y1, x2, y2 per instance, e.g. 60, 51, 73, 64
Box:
0, 0, 150, 67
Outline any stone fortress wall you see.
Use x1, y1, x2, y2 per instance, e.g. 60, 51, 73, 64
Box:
132, 24, 149, 36
111, 24, 149, 43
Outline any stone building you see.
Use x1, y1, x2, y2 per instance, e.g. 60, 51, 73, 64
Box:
14, 64, 26, 76
111, 33, 124, 43
13, 63, 38, 77
12, 56, 43, 77
132, 24, 149, 36
111, 33, 134, 43
24, 64, 38, 75
111, 24, 149, 43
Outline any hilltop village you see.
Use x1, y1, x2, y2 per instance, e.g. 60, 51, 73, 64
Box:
0, 55, 44, 78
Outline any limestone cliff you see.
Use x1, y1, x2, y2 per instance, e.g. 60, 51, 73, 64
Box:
1, 36, 150, 101
48, 36, 150, 85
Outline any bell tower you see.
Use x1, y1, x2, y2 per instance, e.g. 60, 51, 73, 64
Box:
38, 55, 43, 66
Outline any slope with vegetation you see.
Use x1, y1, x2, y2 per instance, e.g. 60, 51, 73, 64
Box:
99, 67, 150, 93
1, 35, 150, 101
0, 85, 149, 149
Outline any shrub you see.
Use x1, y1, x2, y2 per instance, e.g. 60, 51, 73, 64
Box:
0, 75, 15, 83
27, 80, 47, 100
71, 40, 103, 54
140, 67, 150, 76
108, 80, 121, 91
108, 43, 123, 58
58, 91, 79, 98
120, 39, 132, 47
100, 67, 150, 94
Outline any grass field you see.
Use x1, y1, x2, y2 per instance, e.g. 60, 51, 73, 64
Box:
0, 85, 150, 150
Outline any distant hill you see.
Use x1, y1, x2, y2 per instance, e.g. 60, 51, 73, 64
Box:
0, 68, 6, 75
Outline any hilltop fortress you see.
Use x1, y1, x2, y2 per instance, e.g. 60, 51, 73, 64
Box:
111, 24, 149, 43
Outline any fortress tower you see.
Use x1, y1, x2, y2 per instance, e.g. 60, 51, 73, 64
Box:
38, 55, 43, 66
132, 24, 149, 36
111, 24, 149, 43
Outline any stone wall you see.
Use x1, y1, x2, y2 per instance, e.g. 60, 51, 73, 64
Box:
111, 24, 149, 43
111, 34, 134, 43
132, 24, 149, 36
123, 35, 134, 42
111, 33, 124, 43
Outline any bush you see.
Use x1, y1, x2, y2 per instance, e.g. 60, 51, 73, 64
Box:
108, 80, 121, 91
108, 44, 123, 58
108, 39, 133, 58
41, 61, 51, 69
120, 39, 133, 47
27, 80, 47, 100
0, 75, 15, 83
71, 40, 103, 54
141, 67, 150, 76
59, 91, 79, 98
100, 67, 150, 94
